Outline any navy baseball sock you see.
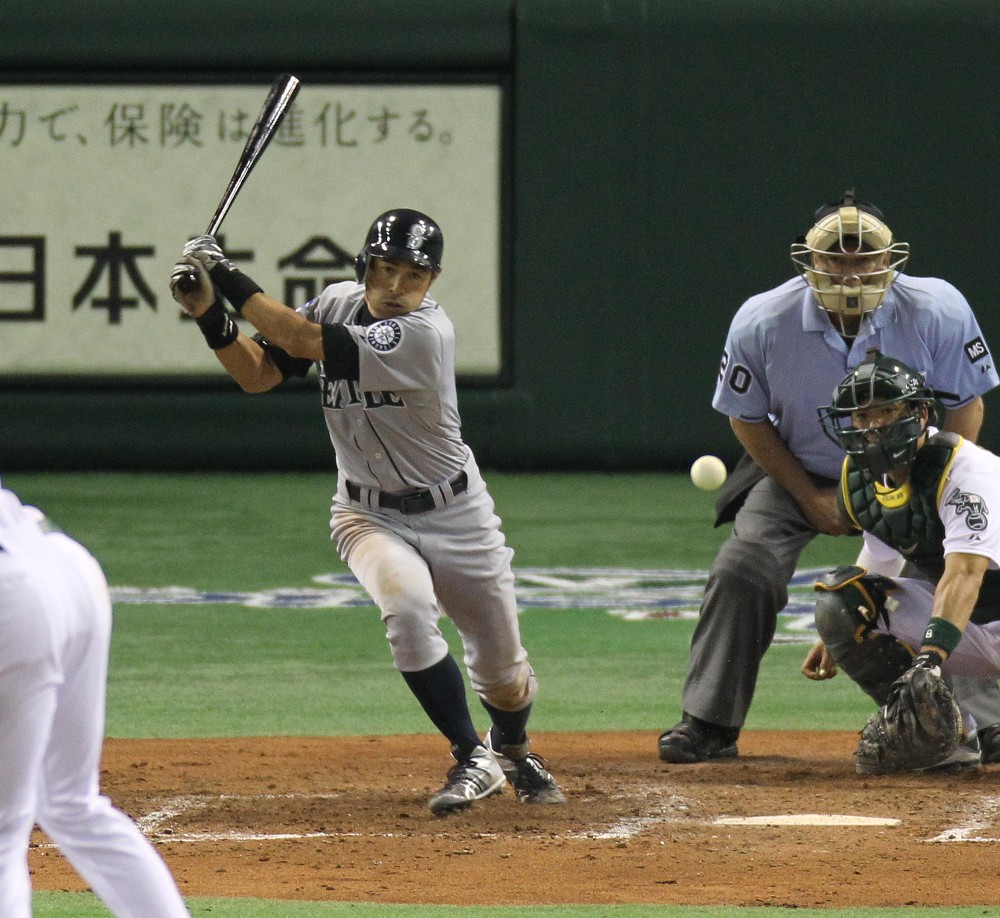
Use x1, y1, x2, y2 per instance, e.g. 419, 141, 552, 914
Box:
402, 655, 482, 758
482, 701, 532, 749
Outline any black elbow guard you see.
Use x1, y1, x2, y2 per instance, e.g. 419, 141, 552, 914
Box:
321, 324, 360, 381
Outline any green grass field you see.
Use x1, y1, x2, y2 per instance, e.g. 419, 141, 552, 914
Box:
2, 471, 950, 917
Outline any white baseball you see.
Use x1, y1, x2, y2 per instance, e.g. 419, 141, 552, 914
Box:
690, 455, 727, 491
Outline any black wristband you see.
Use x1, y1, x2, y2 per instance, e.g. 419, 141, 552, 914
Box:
208, 263, 263, 313
195, 300, 239, 350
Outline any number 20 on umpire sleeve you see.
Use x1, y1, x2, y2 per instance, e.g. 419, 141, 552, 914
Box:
719, 350, 752, 395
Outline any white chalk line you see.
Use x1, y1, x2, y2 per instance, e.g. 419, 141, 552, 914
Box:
137, 792, 352, 843
927, 794, 1000, 843
566, 784, 693, 840
37, 788, 686, 848
133, 786, 696, 844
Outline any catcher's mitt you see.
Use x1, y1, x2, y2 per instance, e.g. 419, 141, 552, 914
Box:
855, 665, 962, 775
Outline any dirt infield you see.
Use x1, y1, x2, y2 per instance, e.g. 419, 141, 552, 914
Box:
29, 731, 1000, 908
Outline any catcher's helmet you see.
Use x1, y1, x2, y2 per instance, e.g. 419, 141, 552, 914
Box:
790, 190, 909, 331
818, 348, 936, 480
354, 209, 443, 282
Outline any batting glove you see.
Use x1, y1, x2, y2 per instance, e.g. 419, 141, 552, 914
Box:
182, 235, 234, 272
181, 235, 262, 313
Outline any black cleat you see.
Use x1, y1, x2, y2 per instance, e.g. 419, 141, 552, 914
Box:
658, 713, 739, 763
978, 723, 1000, 764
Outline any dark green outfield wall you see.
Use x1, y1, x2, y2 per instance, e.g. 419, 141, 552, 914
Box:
3, 0, 1000, 470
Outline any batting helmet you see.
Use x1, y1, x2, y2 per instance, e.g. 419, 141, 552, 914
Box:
790, 190, 909, 331
818, 349, 937, 480
354, 209, 443, 282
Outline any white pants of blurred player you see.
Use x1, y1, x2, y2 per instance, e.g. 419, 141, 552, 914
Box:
0, 522, 190, 918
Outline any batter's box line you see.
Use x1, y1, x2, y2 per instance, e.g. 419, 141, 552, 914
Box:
137, 792, 351, 844
136, 792, 493, 844
926, 794, 1000, 843
129, 787, 696, 845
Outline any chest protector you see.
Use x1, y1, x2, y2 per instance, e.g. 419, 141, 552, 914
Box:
841, 432, 956, 580
840, 432, 1000, 621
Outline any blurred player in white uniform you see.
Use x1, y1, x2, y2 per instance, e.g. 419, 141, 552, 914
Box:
170, 209, 565, 815
804, 352, 1000, 768
659, 191, 1000, 764
0, 483, 190, 917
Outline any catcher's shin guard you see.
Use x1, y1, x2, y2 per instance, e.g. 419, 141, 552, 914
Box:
813, 567, 913, 706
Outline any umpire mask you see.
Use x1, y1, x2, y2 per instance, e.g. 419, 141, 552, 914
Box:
791, 191, 909, 334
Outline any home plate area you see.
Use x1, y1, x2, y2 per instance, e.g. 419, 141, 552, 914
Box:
29, 731, 1000, 907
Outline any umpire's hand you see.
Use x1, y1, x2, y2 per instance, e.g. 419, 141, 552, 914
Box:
800, 487, 855, 536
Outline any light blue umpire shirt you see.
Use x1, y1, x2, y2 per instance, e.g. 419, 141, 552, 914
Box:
712, 274, 999, 481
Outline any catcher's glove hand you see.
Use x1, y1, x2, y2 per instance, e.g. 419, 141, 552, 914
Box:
855, 664, 961, 775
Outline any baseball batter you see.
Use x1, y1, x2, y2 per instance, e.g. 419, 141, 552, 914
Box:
169, 209, 565, 815
659, 191, 1000, 765
803, 352, 1000, 770
0, 482, 190, 917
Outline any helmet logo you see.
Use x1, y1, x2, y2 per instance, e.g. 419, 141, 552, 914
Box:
357, 210, 442, 280
406, 222, 431, 252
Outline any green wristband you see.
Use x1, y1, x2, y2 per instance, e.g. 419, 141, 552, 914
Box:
922, 617, 962, 656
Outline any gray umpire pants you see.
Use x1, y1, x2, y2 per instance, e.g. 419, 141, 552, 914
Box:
680, 473, 1000, 731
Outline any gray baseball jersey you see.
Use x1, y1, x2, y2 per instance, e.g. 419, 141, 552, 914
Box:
298, 281, 468, 491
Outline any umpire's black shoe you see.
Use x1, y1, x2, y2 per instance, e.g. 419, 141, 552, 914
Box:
978, 723, 1000, 764
658, 713, 740, 763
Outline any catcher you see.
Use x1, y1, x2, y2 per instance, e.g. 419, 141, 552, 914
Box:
802, 349, 1000, 773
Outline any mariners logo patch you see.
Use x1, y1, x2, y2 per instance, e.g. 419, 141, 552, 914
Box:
367, 319, 403, 353
945, 486, 989, 531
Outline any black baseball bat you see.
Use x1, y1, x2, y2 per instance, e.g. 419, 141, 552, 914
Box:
175, 74, 301, 292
